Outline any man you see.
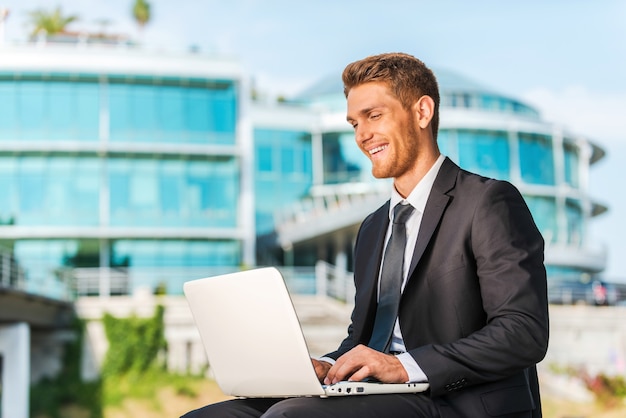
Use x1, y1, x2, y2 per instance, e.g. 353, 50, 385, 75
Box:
182, 52, 549, 417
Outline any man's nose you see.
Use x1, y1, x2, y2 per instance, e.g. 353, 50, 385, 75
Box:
355, 123, 372, 144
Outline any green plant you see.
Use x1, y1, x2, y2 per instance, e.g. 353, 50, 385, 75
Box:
101, 305, 167, 378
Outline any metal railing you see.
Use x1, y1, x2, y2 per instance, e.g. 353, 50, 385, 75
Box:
0, 249, 25, 291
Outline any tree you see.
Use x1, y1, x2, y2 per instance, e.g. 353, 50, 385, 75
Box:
27, 6, 79, 38
132, 0, 151, 31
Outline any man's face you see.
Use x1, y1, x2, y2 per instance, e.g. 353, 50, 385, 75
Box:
346, 82, 420, 181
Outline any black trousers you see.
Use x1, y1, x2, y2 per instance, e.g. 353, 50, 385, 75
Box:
181, 393, 440, 418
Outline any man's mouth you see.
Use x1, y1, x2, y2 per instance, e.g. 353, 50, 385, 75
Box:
369, 145, 388, 155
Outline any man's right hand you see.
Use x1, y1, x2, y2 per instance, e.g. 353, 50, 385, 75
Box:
311, 358, 332, 383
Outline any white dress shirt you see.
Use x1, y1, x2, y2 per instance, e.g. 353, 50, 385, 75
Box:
387, 154, 445, 382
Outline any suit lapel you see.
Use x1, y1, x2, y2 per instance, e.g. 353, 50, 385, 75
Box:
407, 157, 458, 278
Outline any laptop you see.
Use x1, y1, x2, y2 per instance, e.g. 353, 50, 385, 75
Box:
183, 266, 429, 398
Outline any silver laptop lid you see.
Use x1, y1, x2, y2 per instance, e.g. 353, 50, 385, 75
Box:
183, 267, 325, 397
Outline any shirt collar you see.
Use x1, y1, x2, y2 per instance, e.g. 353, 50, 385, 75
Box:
389, 154, 446, 220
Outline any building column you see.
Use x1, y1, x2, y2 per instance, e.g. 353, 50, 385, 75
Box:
0, 322, 30, 418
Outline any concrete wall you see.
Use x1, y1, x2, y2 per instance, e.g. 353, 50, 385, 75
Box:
542, 305, 626, 376
74, 293, 626, 380
0, 323, 30, 418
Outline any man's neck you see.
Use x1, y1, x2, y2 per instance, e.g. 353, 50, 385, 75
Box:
393, 151, 441, 198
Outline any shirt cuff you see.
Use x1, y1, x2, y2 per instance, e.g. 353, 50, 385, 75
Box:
396, 352, 428, 383
316, 356, 336, 365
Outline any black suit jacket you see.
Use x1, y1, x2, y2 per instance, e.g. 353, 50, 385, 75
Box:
325, 158, 549, 418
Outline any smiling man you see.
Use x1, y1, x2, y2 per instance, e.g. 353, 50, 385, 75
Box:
182, 53, 549, 418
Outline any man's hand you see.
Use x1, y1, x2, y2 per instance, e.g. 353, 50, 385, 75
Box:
323, 344, 409, 384
311, 358, 333, 382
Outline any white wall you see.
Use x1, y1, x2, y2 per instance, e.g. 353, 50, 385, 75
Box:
0, 323, 30, 418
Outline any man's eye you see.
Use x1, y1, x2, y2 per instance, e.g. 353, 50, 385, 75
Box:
370, 113, 381, 120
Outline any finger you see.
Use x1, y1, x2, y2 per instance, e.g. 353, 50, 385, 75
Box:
326, 355, 364, 384
347, 365, 372, 382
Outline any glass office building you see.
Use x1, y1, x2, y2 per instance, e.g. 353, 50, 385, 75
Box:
0, 43, 607, 298
0, 45, 255, 298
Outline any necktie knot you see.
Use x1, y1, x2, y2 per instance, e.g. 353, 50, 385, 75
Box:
393, 203, 414, 225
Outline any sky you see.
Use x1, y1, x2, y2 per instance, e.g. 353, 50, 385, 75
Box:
1, 0, 626, 279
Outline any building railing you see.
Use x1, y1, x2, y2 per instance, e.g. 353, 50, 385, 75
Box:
275, 184, 388, 230
0, 249, 25, 291
314, 260, 355, 304
54, 262, 356, 303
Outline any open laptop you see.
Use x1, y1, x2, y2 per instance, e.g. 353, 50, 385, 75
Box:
183, 267, 429, 398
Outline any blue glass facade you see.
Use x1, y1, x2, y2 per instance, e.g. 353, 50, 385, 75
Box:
0, 46, 607, 299
0, 64, 245, 298
254, 128, 313, 234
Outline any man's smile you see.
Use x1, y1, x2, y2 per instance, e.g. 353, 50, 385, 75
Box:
369, 145, 388, 155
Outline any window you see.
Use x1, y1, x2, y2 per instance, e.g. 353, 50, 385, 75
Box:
564, 141, 580, 188
0, 78, 99, 141
3, 156, 99, 226
322, 132, 371, 184
109, 157, 238, 227
457, 130, 510, 180
524, 196, 557, 244
108, 79, 237, 144
254, 129, 313, 234
519, 133, 555, 185
111, 239, 241, 267
565, 199, 584, 246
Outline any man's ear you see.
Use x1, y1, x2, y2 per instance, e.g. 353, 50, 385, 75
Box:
413, 95, 435, 129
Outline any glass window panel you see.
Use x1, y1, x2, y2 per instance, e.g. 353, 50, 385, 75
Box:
281, 147, 295, 174
457, 130, 510, 180
0, 157, 17, 224
185, 88, 211, 134
108, 80, 236, 145
75, 83, 100, 141
109, 84, 132, 141
18, 82, 46, 140
519, 133, 555, 185
564, 141, 580, 188
109, 157, 238, 227
566, 199, 584, 246
1, 79, 100, 142
111, 239, 241, 268
158, 86, 185, 141
437, 129, 458, 161
257, 146, 273, 172
321, 132, 371, 184
254, 129, 314, 234
47, 82, 74, 139
0, 82, 18, 137
211, 88, 237, 134
18, 158, 46, 214
524, 196, 557, 244
131, 85, 158, 142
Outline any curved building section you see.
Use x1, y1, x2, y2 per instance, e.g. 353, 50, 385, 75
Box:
0, 45, 255, 298
285, 68, 608, 282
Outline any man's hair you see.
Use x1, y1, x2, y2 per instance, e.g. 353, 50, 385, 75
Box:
342, 52, 440, 140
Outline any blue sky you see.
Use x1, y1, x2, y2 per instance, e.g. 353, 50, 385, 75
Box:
2, 0, 626, 279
